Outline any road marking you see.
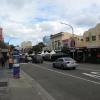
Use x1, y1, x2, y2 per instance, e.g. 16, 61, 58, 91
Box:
32, 64, 100, 85
91, 72, 100, 75
82, 73, 100, 80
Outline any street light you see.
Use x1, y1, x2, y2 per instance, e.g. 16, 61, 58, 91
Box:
8, 37, 16, 45
60, 22, 75, 59
60, 22, 74, 36
7, 37, 13, 45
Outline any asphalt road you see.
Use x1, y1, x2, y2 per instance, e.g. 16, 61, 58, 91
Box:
21, 62, 100, 100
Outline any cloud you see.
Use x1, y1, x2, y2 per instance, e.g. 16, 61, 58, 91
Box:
0, 0, 100, 45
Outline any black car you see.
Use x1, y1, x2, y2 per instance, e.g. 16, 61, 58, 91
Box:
32, 54, 43, 63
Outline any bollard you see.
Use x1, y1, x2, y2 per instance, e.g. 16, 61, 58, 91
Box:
13, 63, 20, 79
13, 51, 20, 79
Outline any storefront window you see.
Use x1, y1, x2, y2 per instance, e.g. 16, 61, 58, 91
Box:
86, 37, 89, 42
92, 36, 96, 41
98, 35, 100, 40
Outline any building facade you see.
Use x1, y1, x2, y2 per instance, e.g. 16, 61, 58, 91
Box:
50, 32, 73, 51
43, 36, 51, 51
43, 36, 50, 46
83, 23, 100, 48
0, 27, 3, 41
21, 41, 32, 49
74, 35, 84, 48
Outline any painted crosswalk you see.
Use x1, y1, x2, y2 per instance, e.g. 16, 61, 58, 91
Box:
82, 72, 100, 80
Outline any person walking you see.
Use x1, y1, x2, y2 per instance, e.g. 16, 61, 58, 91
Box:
1, 56, 5, 68
8, 56, 14, 69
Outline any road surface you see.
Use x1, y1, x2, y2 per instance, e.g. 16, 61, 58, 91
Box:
21, 62, 100, 100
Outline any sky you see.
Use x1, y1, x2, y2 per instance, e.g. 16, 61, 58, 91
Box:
0, 0, 100, 46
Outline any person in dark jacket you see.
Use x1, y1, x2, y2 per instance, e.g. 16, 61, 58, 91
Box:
1, 56, 5, 68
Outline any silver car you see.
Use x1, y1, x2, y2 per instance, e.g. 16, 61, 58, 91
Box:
52, 57, 78, 69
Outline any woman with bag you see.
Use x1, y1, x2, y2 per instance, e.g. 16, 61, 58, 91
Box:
8, 56, 14, 69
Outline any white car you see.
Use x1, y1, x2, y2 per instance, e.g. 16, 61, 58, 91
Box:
52, 57, 78, 69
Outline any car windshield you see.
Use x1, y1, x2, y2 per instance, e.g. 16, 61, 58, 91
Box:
64, 58, 75, 61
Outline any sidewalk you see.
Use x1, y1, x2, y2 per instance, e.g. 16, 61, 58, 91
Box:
9, 70, 43, 100
0, 67, 10, 100
0, 67, 55, 100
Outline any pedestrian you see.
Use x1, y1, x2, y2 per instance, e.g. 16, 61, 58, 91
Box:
25, 55, 28, 63
8, 56, 14, 69
1, 56, 5, 68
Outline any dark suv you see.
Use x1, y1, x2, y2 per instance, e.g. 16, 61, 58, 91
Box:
32, 54, 43, 63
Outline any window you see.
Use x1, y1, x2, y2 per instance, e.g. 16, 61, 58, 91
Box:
58, 59, 63, 62
81, 39, 83, 41
58, 40, 61, 49
98, 35, 100, 40
92, 36, 96, 41
55, 41, 58, 50
86, 37, 89, 42
64, 58, 74, 61
52, 42, 54, 49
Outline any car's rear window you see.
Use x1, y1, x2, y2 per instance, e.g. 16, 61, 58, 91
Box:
64, 58, 74, 61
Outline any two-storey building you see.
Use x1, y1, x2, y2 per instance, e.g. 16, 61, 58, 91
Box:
50, 32, 72, 51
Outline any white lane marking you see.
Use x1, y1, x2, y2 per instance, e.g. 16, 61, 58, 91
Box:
32, 64, 100, 85
91, 72, 100, 75
82, 73, 100, 80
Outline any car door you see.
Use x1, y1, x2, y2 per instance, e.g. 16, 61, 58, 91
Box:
58, 59, 64, 68
55, 58, 63, 68
54, 59, 59, 67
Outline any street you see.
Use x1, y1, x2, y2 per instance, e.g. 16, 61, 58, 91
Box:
21, 62, 100, 100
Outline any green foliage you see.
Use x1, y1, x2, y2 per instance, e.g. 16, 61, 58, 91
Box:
28, 49, 33, 54
32, 42, 45, 53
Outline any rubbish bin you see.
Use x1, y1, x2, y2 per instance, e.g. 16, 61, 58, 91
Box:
13, 63, 20, 78
13, 54, 20, 79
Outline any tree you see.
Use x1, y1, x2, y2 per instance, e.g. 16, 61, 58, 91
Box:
32, 42, 45, 53
28, 49, 33, 54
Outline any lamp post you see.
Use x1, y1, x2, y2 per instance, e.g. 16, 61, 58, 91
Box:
8, 38, 12, 45
60, 22, 74, 36
60, 22, 75, 59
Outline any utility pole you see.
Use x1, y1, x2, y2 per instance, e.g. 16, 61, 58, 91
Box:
60, 22, 75, 59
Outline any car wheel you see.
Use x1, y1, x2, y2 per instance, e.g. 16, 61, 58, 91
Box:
53, 64, 56, 68
72, 67, 76, 70
61, 64, 65, 69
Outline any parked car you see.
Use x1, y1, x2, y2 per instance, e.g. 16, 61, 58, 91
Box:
50, 53, 69, 61
27, 56, 32, 63
52, 57, 78, 69
43, 52, 69, 61
32, 54, 43, 63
